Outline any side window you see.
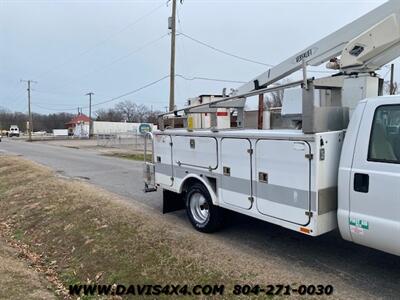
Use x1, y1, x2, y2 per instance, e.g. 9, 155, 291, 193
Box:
368, 105, 400, 164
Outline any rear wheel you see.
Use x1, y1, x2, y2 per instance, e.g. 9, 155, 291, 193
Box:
185, 182, 223, 233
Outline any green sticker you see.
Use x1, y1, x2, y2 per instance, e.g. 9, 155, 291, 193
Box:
349, 218, 369, 230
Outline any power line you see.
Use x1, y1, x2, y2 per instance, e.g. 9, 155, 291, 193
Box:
35, 1, 167, 81
91, 75, 170, 108
178, 31, 274, 67
31, 73, 249, 112
178, 31, 339, 74
46, 33, 169, 93
176, 74, 246, 84
2, 2, 168, 107
34, 75, 170, 112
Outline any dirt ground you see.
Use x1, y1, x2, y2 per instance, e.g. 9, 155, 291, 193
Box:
0, 155, 375, 299
39, 138, 99, 149
39, 138, 145, 157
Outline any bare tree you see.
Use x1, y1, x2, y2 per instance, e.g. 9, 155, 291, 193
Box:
0, 109, 74, 132
135, 104, 148, 122
95, 101, 162, 123
115, 100, 137, 122
266, 89, 284, 108
263, 78, 293, 109
95, 108, 124, 122
384, 80, 398, 95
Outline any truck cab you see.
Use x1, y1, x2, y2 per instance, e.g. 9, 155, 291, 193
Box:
338, 96, 400, 256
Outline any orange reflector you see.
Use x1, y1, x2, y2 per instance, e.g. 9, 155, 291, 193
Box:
300, 227, 311, 234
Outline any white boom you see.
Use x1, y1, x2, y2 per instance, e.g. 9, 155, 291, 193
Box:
236, 0, 400, 95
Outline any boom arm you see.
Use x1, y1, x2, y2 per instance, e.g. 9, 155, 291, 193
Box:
237, 0, 400, 95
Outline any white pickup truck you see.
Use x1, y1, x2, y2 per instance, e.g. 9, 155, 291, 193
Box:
8, 125, 20, 137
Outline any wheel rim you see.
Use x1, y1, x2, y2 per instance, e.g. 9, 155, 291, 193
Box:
189, 192, 210, 225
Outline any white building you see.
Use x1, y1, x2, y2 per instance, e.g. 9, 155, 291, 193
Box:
92, 121, 156, 135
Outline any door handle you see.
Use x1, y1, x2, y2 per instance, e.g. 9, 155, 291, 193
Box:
354, 173, 369, 193
223, 166, 231, 176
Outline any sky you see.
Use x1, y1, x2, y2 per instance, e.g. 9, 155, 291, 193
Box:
0, 0, 395, 116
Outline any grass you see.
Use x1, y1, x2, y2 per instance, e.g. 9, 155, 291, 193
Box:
0, 156, 265, 299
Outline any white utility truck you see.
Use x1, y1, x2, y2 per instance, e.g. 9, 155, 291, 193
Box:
144, 1, 400, 256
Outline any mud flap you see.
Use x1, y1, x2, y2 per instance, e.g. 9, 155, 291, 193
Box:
163, 189, 185, 214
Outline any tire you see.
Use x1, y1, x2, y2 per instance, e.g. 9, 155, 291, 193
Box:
185, 182, 223, 233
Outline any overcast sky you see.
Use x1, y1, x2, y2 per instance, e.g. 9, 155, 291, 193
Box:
0, 0, 394, 115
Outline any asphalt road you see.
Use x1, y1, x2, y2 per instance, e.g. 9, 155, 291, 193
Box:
1, 138, 400, 299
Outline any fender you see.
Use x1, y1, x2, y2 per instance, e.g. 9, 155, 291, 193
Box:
178, 174, 219, 206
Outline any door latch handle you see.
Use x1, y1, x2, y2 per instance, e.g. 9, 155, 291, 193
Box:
258, 172, 268, 183
223, 166, 231, 176
354, 173, 369, 193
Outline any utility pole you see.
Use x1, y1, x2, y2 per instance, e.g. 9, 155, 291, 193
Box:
21, 79, 37, 142
390, 63, 395, 95
86, 92, 94, 136
168, 0, 177, 112
257, 94, 264, 129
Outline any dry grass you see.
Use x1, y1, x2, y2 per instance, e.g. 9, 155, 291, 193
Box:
0, 156, 259, 299
101, 152, 150, 162
0, 237, 55, 300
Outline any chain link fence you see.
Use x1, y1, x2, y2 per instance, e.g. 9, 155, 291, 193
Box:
96, 132, 146, 151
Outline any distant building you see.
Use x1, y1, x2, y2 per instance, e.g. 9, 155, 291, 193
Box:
65, 114, 90, 137
92, 121, 156, 135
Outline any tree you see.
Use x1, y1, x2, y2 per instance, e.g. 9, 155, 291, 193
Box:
95, 108, 124, 122
96, 100, 162, 123
0, 109, 74, 132
263, 79, 293, 109
115, 100, 137, 122
384, 80, 398, 95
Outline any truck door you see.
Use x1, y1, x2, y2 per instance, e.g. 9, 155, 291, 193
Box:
350, 102, 400, 255
154, 134, 174, 186
220, 138, 253, 210
255, 140, 312, 225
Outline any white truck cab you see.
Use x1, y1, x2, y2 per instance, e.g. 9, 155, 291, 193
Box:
9, 125, 20, 137
338, 96, 400, 255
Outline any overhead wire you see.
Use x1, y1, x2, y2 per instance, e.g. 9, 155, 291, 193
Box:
178, 31, 337, 74
176, 74, 246, 84
47, 32, 169, 93
31, 73, 248, 112
34, 1, 168, 81
38, 75, 169, 111
2, 1, 168, 108
178, 31, 274, 67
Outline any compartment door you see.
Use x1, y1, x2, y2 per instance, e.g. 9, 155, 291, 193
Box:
255, 140, 311, 225
154, 135, 173, 186
172, 136, 218, 170
220, 138, 252, 210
